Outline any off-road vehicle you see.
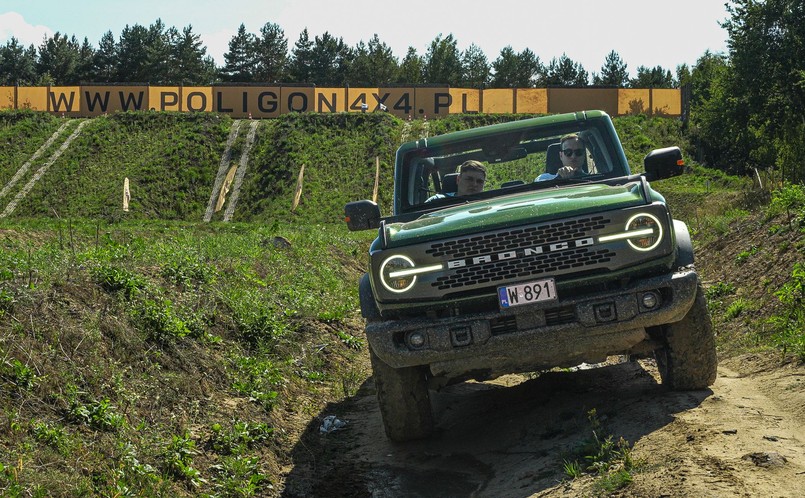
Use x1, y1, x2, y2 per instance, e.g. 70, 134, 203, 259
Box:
345, 111, 717, 441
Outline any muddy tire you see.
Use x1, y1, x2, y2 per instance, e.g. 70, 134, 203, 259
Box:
369, 348, 433, 442
653, 283, 717, 390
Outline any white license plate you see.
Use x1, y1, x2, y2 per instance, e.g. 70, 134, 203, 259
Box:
498, 278, 557, 308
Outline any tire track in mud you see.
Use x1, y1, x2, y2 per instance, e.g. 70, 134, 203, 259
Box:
281, 356, 805, 497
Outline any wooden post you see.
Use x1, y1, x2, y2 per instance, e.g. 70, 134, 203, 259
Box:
373, 156, 380, 203
291, 165, 305, 212
123, 177, 130, 212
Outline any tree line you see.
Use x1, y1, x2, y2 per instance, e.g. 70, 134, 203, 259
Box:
684, 0, 805, 184
0, 19, 677, 88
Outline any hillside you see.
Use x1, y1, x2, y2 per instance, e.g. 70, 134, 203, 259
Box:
1, 111, 803, 496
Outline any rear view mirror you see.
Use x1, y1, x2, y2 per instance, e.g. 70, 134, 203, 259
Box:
345, 200, 381, 231
644, 146, 684, 181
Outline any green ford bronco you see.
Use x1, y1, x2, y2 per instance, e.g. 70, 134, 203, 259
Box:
345, 111, 717, 441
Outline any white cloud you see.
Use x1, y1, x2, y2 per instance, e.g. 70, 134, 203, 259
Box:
0, 11, 53, 46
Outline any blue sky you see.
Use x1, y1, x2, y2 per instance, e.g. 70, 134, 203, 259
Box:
1, 0, 730, 77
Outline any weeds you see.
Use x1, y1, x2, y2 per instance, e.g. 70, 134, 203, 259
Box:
64, 386, 126, 432
229, 354, 282, 409
768, 262, 805, 359
210, 455, 269, 497
735, 246, 759, 265
30, 422, 69, 454
0, 288, 14, 317
163, 431, 203, 487
725, 298, 751, 319
1, 359, 38, 390
706, 281, 736, 300
209, 420, 274, 456
336, 330, 364, 350
561, 409, 640, 495
768, 183, 805, 228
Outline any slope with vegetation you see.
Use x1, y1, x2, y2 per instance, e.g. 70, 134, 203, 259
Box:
0, 111, 803, 496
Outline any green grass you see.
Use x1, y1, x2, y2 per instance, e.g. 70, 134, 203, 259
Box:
0, 218, 373, 496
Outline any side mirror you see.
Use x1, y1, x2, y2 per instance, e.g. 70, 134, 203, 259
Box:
643, 146, 684, 181
345, 200, 381, 231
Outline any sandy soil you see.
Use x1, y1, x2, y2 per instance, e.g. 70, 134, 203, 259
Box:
280, 353, 805, 497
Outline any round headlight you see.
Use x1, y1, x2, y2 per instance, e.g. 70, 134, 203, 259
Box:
625, 213, 663, 251
380, 255, 417, 293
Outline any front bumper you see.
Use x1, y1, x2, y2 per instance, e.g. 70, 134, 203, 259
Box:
366, 268, 699, 378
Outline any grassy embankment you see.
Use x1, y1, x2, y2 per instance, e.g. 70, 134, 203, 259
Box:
0, 110, 803, 496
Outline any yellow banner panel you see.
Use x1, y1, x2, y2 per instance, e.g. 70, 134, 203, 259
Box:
482, 89, 514, 114
448, 88, 481, 114
315, 88, 347, 113
0, 87, 15, 110
17, 87, 48, 111
651, 89, 681, 116
80, 86, 149, 116
379, 88, 415, 118
618, 89, 650, 115
414, 87, 451, 118
280, 87, 315, 115
548, 88, 618, 116
148, 87, 182, 112
516, 88, 548, 114
344, 88, 380, 113
49, 86, 81, 115
214, 86, 278, 118
181, 87, 213, 113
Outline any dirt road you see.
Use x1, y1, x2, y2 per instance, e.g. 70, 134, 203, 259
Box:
281, 353, 805, 497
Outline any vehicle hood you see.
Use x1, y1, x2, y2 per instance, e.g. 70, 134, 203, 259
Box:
384, 182, 647, 247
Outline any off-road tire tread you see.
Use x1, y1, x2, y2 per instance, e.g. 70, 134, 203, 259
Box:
369, 348, 433, 442
656, 283, 718, 390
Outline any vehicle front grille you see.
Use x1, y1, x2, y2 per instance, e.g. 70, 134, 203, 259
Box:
433, 247, 615, 290
425, 216, 608, 259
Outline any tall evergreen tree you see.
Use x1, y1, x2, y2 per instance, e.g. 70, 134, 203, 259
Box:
116, 23, 151, 82
0, 38, 37, 85
288, 28, 314, 83
460, 43, 490, 88
518, 48, 545, 87
308, 31, 352, 86
92, 31, 117, 82
423, 34, 461, 85
172, 25, 214, 84
221, 23, 258, 82
491, 46, 520, 88
254, 22, 288, 83
75, 37, 96, 83
36, 33, 80, 84
630, 65, 675, 88
397, 46, 423, 85
545, 54, 588, 86
348, 34, 398, 86
593, 50, 628, 87
144, 19, 171, 83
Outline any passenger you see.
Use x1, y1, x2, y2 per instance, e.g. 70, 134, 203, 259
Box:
536, 133, 588, 181
426, 160, 487, 202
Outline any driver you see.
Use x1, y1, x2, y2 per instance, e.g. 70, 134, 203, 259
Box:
426, 160, 487, 201
537, 134, 588, 181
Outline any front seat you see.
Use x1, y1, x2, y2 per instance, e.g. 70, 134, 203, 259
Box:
441, 172, 459, 194
545, 143, 563, 175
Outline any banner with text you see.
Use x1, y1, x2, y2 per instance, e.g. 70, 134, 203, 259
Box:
0, 85, 682, 118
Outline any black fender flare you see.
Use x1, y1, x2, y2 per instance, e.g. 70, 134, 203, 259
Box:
673, 219, 695, 268
359, 273, 381, 320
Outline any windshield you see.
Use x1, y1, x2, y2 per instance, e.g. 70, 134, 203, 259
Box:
396, 116, 630, 214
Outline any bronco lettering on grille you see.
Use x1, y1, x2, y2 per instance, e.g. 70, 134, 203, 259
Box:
446, 237, 595, 269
